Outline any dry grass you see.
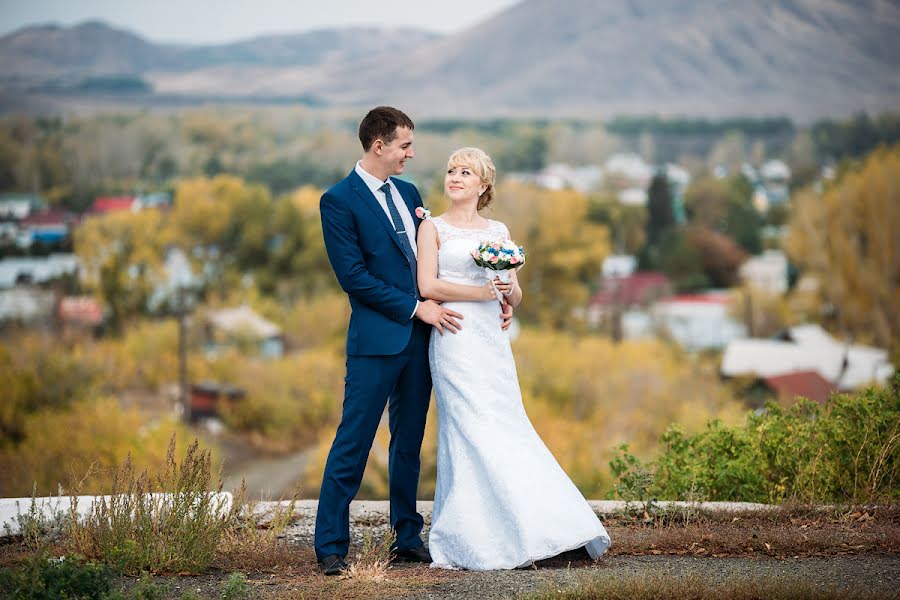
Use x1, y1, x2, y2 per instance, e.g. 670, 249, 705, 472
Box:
340, 528, 396, 583
515, 572, 898, 600
216, 479, 301, 573
67, 436, 233, 574
594, 503, 900, 559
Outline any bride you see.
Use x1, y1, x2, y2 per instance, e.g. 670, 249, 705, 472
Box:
416, 147, 611, 570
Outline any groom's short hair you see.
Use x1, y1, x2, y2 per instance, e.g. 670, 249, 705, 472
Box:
359, 106, 415, 152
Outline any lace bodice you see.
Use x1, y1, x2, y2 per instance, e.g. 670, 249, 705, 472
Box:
430, 216, 509, 285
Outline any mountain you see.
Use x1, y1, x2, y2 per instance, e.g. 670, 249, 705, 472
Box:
2, 1, 900, 118
277, 0, 900, 118
0, 20, 438, 79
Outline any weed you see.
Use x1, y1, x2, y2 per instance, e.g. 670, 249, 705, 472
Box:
340, 528, 396, 583
67, 435, 232, 574
221, 572, 251, 599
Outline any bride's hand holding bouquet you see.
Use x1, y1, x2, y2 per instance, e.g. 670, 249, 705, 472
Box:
471, 239, 526, 303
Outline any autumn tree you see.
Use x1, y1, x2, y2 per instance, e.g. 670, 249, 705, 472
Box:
74, 209, 166, 333
684, 225, 749, 288
785, 145, 900, 351
491, 183, 610, 329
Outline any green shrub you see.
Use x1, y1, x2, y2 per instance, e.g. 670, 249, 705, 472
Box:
0, 549, 116, 600
610, 378, 900, 503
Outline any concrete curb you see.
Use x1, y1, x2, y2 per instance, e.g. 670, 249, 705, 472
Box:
0, 493, 233, 537
0, 497, 775, 538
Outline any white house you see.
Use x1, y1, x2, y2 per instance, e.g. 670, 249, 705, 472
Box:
739, 250, 789, 295
651, 291, 747, 351
0, 254, 79, 289
604, 153, 654, 188
206, 305, 284, 358
721, 324, 894, 391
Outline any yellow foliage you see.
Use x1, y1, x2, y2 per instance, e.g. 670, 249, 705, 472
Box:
786, 146, 900, 351
206, 348, 345, 452
165, 175, 271, 250
74, 209, 166, 330
490, 183, 611, 328
0, 396, 205, 497
289, 185, 324, 216
78, 319, 212, 392
281, 292, 350, 352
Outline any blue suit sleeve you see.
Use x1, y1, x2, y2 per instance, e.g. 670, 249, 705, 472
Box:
320, 191, 417, 324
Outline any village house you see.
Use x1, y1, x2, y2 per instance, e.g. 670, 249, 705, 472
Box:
205, 305, 284, 359
651, 291, 747, 351
721, 324, 895, 404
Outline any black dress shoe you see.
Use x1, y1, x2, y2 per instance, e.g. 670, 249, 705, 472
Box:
392, 545, 432, 563
318, 554, 348, 576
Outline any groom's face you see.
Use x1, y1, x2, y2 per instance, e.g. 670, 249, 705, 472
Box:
379, 127, 415, 176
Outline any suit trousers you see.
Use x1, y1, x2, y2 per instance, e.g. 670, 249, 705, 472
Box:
314, 323, 432, 560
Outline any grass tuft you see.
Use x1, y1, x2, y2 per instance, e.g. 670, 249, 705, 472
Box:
340, 529, 396, 583
67, 434, 232, 574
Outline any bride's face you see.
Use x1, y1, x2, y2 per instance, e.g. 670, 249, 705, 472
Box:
445, 164, 485, 203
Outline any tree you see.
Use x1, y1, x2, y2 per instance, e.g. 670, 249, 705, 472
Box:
74, 210, 166, 333
785, 145, 900, 351
491, 183, 610, 329
645, 172, 675, 245
684, 175, 762, 254
655, 228, 709, 292
685, 225, 748, 288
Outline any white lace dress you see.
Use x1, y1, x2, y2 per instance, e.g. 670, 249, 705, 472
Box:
426, 216, 611, 571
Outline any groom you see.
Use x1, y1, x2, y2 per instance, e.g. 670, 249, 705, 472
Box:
314, 106, 465, 575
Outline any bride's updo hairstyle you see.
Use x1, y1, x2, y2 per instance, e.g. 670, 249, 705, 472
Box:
448, 147, 496, 211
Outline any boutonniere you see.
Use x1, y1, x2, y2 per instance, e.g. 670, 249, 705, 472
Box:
414, 206, 431, 220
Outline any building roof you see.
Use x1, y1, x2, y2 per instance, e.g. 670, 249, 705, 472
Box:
722, 324, 894, 390
91, 196, 136, 213
58, 296, 103, 326
207, 305, 281, 339
590, 272, 671, 307
19, 209, 76, 227
658, 291, 732, 305
763, 370, 837, 404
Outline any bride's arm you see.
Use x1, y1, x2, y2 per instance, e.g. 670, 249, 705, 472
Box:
417, 221, 496, 302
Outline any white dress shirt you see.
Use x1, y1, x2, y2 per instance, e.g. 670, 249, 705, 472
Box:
354, 161, 420, 320
354, 162, 417, 258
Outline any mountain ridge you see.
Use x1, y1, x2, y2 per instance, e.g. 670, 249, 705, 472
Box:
2, 1, 899, 119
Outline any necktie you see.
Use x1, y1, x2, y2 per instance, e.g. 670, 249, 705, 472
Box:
380, 183, 417, 285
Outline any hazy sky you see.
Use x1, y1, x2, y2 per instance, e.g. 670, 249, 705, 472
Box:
0, 0, 523, 43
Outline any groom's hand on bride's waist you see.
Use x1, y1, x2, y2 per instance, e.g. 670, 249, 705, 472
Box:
415, 300, 463, 335
416, 300, 463, 335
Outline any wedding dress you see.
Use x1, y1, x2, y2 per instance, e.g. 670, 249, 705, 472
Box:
426, 216, 611, 570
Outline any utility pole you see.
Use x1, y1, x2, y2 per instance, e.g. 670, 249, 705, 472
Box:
177, 285, 190, 422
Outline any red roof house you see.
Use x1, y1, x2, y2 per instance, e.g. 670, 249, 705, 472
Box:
91, 196, 136, 214
763, 370, 839, 405
589, 272, 672, 308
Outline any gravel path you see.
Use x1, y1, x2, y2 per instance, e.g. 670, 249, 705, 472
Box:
397, 555, 900, 599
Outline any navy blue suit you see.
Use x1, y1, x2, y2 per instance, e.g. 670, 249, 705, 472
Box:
315, 169, 432, 560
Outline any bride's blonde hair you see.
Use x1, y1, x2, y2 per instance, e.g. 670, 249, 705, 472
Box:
447, 147, 496, 211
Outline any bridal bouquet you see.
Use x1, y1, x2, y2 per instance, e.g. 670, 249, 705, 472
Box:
471, 239, 527, 302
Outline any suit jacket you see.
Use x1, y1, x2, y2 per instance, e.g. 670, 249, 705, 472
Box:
320, 169, 425, 356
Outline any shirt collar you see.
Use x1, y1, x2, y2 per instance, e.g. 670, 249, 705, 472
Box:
355, 161, 392, 196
